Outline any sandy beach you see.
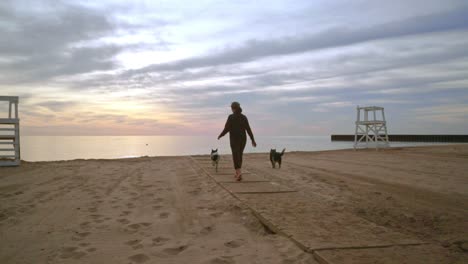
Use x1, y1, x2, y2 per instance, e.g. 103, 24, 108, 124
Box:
1, 145, 467, 263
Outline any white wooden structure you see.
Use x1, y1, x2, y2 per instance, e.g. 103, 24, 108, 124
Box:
0, 96, 20, 166
354, 106, 389, 149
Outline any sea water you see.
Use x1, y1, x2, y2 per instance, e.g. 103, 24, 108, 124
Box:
18, 136, 450, 162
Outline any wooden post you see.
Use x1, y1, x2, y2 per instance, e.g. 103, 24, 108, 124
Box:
15, 101, 18, 119
354, 106, 360, 149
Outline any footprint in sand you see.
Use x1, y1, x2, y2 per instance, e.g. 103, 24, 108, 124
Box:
93, 219, 104, 224
128, 222, 152, 230
79, 221, 90, 228
118, 218, 131, 225
200, 226, 214, 235
210, 211, 223, 218
125, 239, 143, 249
159, 212, 169, 219
152, 236, 170, 246
188, 188, 201, 195
154, 198, 164, 203
162, 245, 188, 255
133, 244, 144, 250
208, 256, 235, 264
128, 253, 150, 263
125, 239, 141, 246
74, 231, 91, 238
224, 239, 244, 248
62, 246, 78, 252
152, 205, 163, 210
86, 247, 97, 252
128, 223, 142, 230
120, 210, 132, 216
90, 214, 103, 219
59, 246, 87, 260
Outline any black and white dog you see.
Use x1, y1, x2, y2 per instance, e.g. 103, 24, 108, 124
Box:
210, 149, 220, 172
270, 148, 286, 169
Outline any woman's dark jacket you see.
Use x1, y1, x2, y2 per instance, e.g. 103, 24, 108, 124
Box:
219, 113, 255, 142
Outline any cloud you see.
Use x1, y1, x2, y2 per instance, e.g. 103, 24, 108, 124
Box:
114, 35, 468, 101
128, 5, 468, 73
73, 30, 468, 103
35, 101, 79, 112
414, 104, 468, 124
0, 1, 113, 51
1, 1, 467, 135
0, 45, 125, 84
0, 1, 127, 83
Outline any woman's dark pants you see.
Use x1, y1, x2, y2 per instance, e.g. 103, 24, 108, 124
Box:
230, 136, 247, 169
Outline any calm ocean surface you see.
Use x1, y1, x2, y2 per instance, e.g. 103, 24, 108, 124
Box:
18, 136, 449, 162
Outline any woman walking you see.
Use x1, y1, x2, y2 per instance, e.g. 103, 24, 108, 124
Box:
218, 102, 256, 181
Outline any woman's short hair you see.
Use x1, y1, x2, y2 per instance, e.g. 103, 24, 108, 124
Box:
231, 101, 242, 113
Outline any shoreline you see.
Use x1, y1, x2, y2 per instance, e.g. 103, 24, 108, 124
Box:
14, 143, 466, 163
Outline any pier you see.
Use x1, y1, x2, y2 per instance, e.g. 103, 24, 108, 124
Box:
331, 134, 468, 143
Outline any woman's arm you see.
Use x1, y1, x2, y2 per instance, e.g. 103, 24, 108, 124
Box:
218, 116, 231, 139
244, 116, 256, 147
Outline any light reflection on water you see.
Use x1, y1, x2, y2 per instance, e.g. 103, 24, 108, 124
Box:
20, 136, 450, 162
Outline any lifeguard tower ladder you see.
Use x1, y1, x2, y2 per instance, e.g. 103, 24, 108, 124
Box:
0, 96, 20, 166
354, 106, 389, 149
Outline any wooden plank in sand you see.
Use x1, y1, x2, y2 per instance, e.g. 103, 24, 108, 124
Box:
313, 244, 464, 264
236, 192, 422, 251
211, 170, 252, 175
194, 159, 230, 163
197, 168, 240, 175
191, 157, 230, 162
222, 181, 295, 194
212, 173, 268, 183
195, 162, 231, 167
197, 164, 232, 168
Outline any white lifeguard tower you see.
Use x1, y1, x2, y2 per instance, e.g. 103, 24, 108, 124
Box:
0, 96, 20, 166
354, 106, 389, 149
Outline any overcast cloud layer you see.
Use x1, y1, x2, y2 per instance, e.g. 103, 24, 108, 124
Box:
0, 0, 467, 135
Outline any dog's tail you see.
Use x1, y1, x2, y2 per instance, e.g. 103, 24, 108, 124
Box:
280, 148, 286, 156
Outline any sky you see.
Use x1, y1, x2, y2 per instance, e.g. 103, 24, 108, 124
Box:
0, 0, 467, 136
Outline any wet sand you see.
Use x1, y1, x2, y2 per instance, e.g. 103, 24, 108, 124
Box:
1, 145, 467, 263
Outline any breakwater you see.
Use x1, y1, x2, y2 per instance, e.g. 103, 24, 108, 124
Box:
331, 134, 468, 142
